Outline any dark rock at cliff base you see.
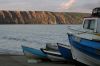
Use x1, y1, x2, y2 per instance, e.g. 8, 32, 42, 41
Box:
0, 11, 90, 24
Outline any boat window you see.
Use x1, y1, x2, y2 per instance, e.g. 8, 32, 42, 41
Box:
97, 19, 100, 33
83, 19, 96, 30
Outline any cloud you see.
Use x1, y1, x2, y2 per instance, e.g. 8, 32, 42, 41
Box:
63, 0, 100, 13
0, 0, 77, 11
0, 0, 62, 11
59, 0, 76, 11
79, 0, 100, 12
0, 0, 33, 10
85, 2, 100, 9
0, 0, 99, 13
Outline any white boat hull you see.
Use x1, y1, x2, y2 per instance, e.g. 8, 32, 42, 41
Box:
71, 46, 100, 66
42, 49, 66, 61
47, 54, 65, 61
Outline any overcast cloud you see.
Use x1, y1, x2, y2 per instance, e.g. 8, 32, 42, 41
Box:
0, 0, 99, 13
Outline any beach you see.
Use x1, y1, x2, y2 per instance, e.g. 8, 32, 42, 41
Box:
0, 55, 75, 66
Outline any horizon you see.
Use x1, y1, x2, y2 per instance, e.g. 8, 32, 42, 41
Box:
0, 0, 99, 13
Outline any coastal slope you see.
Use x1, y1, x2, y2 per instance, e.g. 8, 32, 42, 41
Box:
0, 11, 90, 24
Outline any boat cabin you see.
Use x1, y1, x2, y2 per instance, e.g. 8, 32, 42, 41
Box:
83, 7, 100, 33
83, 17, 100, 33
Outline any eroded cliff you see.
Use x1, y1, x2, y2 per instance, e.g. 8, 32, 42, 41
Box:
0, 11, 90, 24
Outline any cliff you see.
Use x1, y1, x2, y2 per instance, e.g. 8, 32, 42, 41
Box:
0, 11, 90, 24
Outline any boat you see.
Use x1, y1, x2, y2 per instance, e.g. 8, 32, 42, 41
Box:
67, 7, 100, 66
46, 43, 58, 51
57, 43, 73, 61
21, 45, 48, 61
41, 48, 66, 62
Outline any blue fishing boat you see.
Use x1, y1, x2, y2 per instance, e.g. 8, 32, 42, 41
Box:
21, 45, 48, 61
57, 43, 73, 61
41, 43, 67, 61
67, 7, 100, 66
41, 48, 66, 61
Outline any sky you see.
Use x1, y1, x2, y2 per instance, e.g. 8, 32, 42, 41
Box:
0, 0, 100, 13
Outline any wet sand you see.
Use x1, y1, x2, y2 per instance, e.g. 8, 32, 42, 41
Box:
0, 55, 75, 66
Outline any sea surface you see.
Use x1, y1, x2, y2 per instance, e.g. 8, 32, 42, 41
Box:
0, 25, 80, 54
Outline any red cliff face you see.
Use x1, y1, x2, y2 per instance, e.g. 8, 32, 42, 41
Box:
0, 11, 90, 24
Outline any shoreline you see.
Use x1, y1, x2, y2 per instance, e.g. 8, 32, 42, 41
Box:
0, 55, 75, 66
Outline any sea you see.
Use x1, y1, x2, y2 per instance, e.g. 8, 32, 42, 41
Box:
0, 25, 80, 55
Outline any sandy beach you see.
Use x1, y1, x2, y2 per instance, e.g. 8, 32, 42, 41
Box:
0, 55, 75, 66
